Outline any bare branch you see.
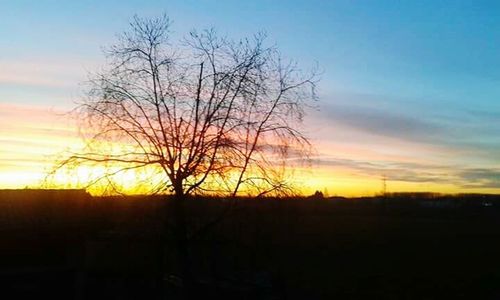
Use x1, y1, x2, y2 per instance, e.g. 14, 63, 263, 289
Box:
50, 14, 318, 198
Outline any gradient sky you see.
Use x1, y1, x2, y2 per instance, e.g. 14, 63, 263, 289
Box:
2, 0, 500, 195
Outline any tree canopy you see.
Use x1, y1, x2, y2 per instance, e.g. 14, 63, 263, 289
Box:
51, 14, 318, 197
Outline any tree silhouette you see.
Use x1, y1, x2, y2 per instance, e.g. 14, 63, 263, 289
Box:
52, 14, 318, 295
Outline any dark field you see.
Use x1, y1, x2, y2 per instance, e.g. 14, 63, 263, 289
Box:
2, 190, 500, 299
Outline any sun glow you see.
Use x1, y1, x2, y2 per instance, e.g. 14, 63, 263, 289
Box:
44, 164, 166, 195
1, 104, 498, 197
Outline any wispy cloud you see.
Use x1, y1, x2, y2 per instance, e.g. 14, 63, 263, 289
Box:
0, 103, 79, 173
320, 102, 445, 144
312, 157, 453, 183
313, 156, 500, 190
458, 168, 500, 189
308, 90, 500, 165
0, 59, 97, 89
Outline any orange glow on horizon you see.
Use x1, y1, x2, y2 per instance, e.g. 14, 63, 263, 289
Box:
2, 103, 500, 197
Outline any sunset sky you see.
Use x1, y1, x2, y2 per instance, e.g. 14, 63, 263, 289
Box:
2, 0, 500, 196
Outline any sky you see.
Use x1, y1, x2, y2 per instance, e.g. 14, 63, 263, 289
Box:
1, 0, 500, 196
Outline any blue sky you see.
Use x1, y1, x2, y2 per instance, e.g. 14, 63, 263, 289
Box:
1, 0, 500, 194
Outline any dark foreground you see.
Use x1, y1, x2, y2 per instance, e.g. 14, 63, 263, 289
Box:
2, 190, 500, 299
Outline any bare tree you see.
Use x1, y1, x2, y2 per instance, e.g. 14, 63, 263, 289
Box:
51, 14, 317, 294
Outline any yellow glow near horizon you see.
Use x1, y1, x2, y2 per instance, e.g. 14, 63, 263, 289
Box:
2, 103, 500, 196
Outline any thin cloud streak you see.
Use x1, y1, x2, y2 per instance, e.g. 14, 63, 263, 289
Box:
0, 60, 88, 88
313, 156, 500, 190
308, 91, 500, 164
321, 103, 445, 144
0, 103, 80, 184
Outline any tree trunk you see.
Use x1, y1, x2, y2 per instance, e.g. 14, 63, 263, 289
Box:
172, 189, 194, 299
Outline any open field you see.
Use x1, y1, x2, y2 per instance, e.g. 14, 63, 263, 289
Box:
2, 190, 500, 299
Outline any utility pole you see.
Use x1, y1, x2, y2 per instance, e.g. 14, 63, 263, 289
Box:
382, 174, 387, 196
